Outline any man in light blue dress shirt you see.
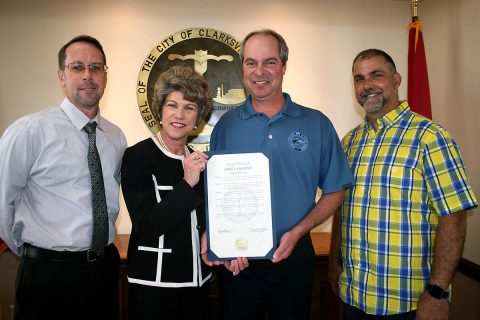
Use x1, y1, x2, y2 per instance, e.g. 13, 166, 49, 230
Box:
0, 35, 127, 320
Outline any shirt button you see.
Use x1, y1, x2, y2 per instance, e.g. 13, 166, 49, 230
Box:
196, 225, 201, 230
357, 263, 362, 268
268, 134, 273, 139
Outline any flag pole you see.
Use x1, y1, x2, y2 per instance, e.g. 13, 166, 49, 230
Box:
411, 0, 419, 22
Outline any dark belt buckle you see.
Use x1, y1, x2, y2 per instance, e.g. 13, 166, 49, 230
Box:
87, 249, 101, 262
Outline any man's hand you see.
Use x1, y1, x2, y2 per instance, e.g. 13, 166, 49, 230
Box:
271, 230, 300, 263
416, 291, 449, 320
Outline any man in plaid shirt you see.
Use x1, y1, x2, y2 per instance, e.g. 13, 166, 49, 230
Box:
329, 49, 477, 320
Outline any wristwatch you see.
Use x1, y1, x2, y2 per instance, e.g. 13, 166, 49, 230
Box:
425, 283, 449, 299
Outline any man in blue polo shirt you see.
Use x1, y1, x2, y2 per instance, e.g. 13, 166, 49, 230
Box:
208, 29, 353, 320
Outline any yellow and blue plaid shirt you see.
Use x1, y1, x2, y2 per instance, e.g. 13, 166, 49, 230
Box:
339, 101, 477, 315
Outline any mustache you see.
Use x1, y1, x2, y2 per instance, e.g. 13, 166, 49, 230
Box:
79, 84, 97, 90
79, 79, 97, 87
360, 89, 383, 99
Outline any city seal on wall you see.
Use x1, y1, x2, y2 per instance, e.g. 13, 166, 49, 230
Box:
136, 27, 246, 151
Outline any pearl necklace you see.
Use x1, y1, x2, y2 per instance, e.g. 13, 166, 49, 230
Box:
156, 131, 189, 156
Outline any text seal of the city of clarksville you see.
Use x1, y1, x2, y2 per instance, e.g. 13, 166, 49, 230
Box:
136, 27, 245, 151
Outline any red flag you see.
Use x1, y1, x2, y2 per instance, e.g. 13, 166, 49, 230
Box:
408, 20, 432, 119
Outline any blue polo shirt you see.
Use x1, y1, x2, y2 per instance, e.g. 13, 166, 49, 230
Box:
210, 93, 353, 239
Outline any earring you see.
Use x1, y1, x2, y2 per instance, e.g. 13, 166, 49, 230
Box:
160, 121, 162, 125
194, 125, 198, 130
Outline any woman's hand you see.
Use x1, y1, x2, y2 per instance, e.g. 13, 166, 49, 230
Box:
200, 232, 249, 275
200, 232, 224, 266
183, 151, 208, 187
224, 257, 249, 276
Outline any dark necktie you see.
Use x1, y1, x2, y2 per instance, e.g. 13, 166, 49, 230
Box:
83, 122, 108, 255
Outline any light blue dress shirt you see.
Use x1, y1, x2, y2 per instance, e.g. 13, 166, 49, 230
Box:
0, 99, 127, 255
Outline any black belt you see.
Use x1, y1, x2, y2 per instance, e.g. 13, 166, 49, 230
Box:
23, 243, 112, 262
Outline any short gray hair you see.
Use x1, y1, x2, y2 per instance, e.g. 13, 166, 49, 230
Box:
240, 29, 289, 65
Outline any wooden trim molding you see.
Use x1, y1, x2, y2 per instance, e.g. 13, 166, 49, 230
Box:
113, 232, 332, 262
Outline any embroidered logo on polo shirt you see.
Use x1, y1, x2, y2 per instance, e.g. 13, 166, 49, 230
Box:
288, 132, 308, 151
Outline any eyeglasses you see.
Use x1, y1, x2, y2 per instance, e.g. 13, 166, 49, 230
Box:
61, 62, 108, 74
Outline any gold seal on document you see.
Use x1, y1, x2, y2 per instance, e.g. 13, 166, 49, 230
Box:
136, 28, 245, 151
235, 238, 249, 252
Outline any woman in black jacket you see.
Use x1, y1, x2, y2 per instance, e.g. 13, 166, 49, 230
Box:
121, 66, 213, 320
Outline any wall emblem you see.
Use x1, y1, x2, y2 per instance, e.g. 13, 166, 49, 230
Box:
136, 28, 245, 151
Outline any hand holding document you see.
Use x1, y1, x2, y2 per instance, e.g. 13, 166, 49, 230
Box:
205, 151, 275, 260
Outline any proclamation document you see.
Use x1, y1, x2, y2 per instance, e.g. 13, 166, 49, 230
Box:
205, 151, 275, 260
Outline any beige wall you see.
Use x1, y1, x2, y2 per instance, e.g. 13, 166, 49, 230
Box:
422, 0, 480, 264
1, 0, 479, 264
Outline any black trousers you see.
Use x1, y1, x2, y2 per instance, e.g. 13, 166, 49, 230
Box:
220, 235, 315, 320
343, 304, 417, 320
14, 244, 120, 320
128, 282, 211, 320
